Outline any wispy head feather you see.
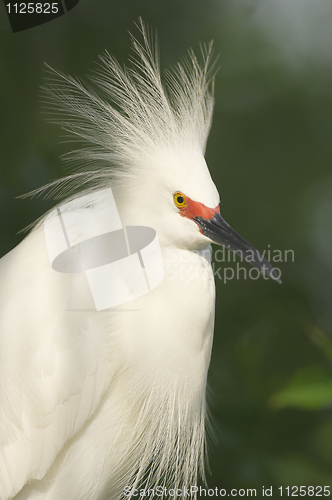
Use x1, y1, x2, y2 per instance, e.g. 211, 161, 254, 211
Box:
32, 19, 216, 201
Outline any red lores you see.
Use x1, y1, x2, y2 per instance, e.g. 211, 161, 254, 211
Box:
179, 196, 220, 227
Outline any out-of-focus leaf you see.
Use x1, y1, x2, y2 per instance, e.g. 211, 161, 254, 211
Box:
269, 366, 332, 410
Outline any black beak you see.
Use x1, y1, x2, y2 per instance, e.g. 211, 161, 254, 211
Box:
195, 213, 281, 283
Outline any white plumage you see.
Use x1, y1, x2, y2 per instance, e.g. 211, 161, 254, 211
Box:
0, 20, 276, 500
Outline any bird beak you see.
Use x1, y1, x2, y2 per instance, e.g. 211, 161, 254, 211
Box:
194, 212, 281, 283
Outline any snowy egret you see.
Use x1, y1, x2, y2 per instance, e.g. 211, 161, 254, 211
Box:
0, 20, 279, 500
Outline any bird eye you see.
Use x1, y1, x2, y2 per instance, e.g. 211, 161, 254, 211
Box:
173, 192, 187, 208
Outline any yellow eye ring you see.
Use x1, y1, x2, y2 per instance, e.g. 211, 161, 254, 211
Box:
173, 191, 187, 208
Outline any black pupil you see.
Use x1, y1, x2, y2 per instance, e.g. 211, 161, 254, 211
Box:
177, 195, 184, 204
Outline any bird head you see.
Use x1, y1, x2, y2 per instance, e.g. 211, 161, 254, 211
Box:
40, 20, 279, 282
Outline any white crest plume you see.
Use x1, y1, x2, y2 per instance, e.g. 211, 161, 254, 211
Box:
34, 18, 215, 201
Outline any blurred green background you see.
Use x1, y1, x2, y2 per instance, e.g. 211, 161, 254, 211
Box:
1, 0, 332, 496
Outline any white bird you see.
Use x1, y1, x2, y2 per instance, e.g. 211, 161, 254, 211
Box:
0, 20, 278, 500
